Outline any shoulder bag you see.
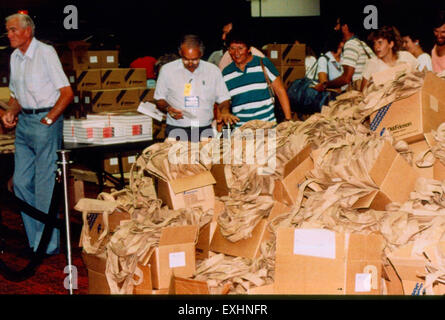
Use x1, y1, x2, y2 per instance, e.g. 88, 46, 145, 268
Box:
287, 55, 336, 115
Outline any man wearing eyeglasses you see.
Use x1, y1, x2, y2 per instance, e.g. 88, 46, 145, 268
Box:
154, 34, 237, 142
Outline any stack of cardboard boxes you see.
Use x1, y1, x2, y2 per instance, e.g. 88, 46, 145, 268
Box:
58, 41, 154, 118
265, 43, 306, 89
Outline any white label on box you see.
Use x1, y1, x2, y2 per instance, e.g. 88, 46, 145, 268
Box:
109, 157, 118, 165
430, 95, 439, 112
74, 96, 79, 103
90, 55, 98, 63
293, 229, 336, 259
128, 155, 136, 163
169, 252, 186, 268
106, 55, 115, 63
271, 50, 278, 59
69, 75, 75, 83
2, 76, 6, 83
84, 96, 90, 104
355, 273, 372, 292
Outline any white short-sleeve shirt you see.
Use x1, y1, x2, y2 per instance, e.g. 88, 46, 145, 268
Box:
417, 53, 433, 72
154, 59, 231, 127
9, 38, 70, 109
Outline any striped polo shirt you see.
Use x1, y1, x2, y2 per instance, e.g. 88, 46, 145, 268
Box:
222, 55, 278, 127
340, 36, 375, 81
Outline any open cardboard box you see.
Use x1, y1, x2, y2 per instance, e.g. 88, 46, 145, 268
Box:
370, 72, 445, 144
149, 225, 199, 289
274, 228, 385, 295
157, 171, 216, 212
273, 145, 314, 206
352, 141, 419, 210
209, 201, 291, 259
386, 242, 445, 295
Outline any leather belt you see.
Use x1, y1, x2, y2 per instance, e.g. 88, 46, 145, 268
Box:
21, 107, 52, 114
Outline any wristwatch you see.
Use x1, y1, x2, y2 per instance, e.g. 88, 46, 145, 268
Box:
43, 116, 53, 125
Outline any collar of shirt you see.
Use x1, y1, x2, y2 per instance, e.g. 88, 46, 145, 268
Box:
14, 37, 38, 61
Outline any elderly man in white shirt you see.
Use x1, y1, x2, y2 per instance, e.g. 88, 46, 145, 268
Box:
1, 13, 73, 256
155, 34, 236, 141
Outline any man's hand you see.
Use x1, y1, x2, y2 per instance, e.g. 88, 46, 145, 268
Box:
167, 106, 184, 120
313, 82, 325, 92
219, 111, 239, 125
1, 110, 18, 129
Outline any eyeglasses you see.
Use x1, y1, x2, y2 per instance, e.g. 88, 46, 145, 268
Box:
181, 57, 200, 64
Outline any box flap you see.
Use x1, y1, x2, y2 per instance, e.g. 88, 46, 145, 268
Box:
422, 72, 445, 103
159, 225, 198, 246
369, 141, 397, 186
347, 233, 385, 261
283, 145, 312, 177
169, 171, 216, 194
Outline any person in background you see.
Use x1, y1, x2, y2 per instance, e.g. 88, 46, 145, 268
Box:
315, 31, 347, 93
1, 13, 73, 256
208, 19, 233, 66
154, 34, 236, 141
401, 29, 433, 71
315, 12, 375, 92
431, 10, 445, 73
303, 43, 317, 79
221, 29, 292, 127
360, 26, 419, 91
129, 55, 157, 87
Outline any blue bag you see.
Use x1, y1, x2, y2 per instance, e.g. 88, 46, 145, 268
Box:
287, 55, 338, 115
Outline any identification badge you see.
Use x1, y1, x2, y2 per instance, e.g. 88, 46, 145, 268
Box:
184, 83, 192, 96
184, 96, 199, 108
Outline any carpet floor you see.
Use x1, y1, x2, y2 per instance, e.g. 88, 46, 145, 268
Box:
0, 180, 105, 295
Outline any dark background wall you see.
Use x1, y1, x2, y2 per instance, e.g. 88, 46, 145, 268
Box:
0, 0, 443, 67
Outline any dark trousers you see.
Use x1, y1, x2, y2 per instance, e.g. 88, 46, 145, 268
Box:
165, 124, 214, 142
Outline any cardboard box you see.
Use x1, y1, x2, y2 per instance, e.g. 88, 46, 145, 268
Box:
87, 51, 119, 69
209, 201, 291, 259
81, 251, 110, 294
58, 42, 91, 71
83, 88, 142, 113
103, 156, 122, 174
210, 164, 229, 197
352, 141, 419, 211
273, 145, 314, 206
149, 225, 199, 289
274, 228, 385, 294
124, 68, 147, 88
370, 72, 445, 144
100, 68, 126, 89
75, 69, 102, 91
99, 50, 119, 68
157, 171, 216, 212
248, 283, 275, 295
138, 88, 155, 103
266, 43, 306, 66
196, 200, 225, 260
168, 276, 210, 294
386, 242, 445, 295
277, 65, 306, 89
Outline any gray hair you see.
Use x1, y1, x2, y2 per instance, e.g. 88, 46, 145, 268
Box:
5, 13, 35, 37
179, 34, 205, 55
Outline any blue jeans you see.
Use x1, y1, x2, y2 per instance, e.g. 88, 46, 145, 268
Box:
13, 111, 62, 254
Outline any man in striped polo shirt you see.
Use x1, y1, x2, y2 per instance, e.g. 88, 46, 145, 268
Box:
314, 13, 375, 93
221, 29, 292, 128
